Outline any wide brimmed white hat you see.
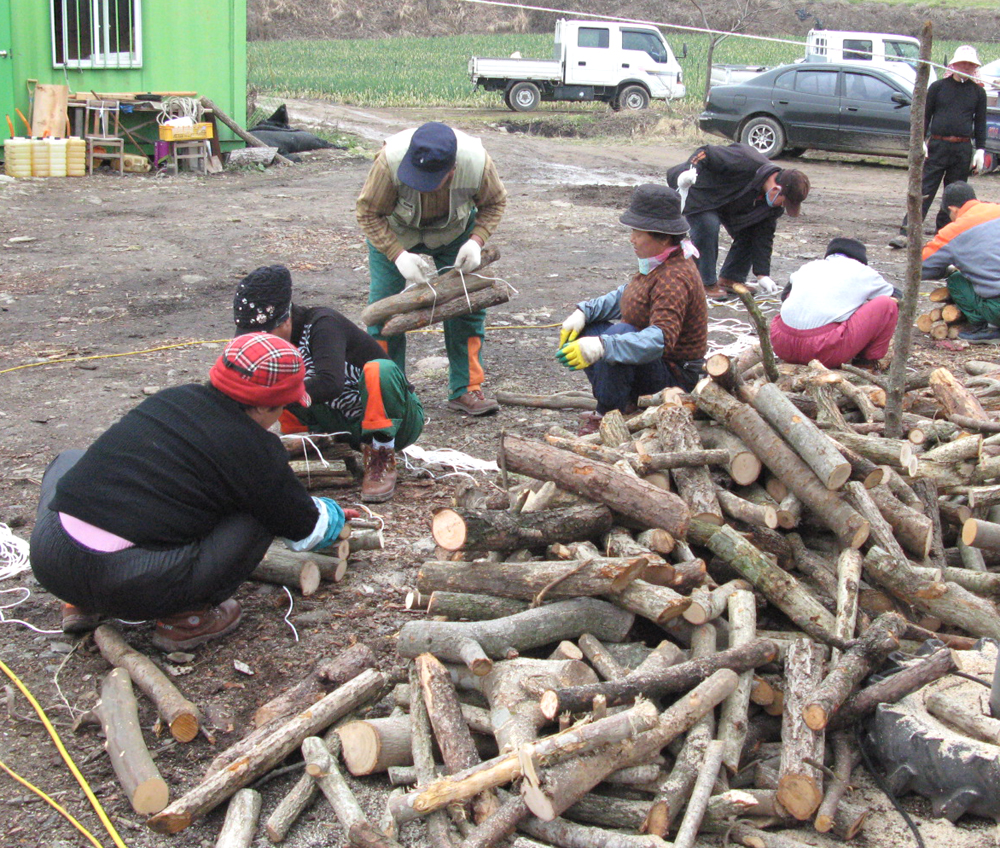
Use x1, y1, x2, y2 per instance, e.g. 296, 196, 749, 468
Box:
949, 45, 981, 67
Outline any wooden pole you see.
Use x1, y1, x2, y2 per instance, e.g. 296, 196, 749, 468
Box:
200, 96, 294, 166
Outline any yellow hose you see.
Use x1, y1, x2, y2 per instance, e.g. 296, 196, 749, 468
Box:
0, 659, 129, 848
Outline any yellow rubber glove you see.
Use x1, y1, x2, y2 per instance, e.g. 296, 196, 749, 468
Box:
556, 336, 605, 371
559, 309, 586, 348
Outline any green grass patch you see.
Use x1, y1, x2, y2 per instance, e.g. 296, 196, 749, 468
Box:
249, 33, 998, 111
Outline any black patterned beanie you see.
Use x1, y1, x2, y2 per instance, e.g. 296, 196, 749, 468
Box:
233, 265, 293, 332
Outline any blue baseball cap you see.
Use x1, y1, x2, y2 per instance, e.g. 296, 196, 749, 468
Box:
398, 122, 458, 192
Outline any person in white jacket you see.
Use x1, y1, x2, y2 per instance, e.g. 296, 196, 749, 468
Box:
770, 238, 899, 369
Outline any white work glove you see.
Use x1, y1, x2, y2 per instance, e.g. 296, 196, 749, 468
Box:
559, 309, 586, 347
454, 239, 482, 274
394, 251, 434, 286
676, 165, 698, 211
556, 336, 605, 371
755, 275, 780, 295
972, 149, 986, 174
923, 140, 928, 157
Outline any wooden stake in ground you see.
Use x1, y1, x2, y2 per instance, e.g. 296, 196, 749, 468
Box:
93, 624, 201, 743
91, 667, 169, 815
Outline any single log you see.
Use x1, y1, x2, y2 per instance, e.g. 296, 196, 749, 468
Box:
961, 518, 1000, 552
719, 589, 757, 775
92, 624, 201, 743
432, 504, 614, 553
657, 404, 723, 524
94, 668, 169, 815
520, 810, 672, 848
732, 283, 780, 381
577, 633, 629, 681
500, 434, 689, 539
727, 823, 816, 848
643, 448, 731, 471
612, 578, 690, 625
254, 643, 377, 727
496, 391, 597, 411
926, 686, 1000, 744
693, 380, 868, 548
388, 700, 659, 824
864, 546, 1000, 641
777, 639, 826, 821
828, 430, 917, 475
694, 423, 762, 485
337, 714, 413, 775
683, 579, 751, 626
672, 739, 726, 848
539, 638, 777, 719
303, 735, 368, 833
599, 409, 632, 447
833, 549, 863, 664
803, 612, 908, 730
407, 665, 455, 847
828, 647, 956, 730
868, 484, 933, 559
200, 96, 294, 166
750, 382, 852, 490
265, 771, 317, 843
687, 519, 840, 645
383, 277, 508, 335
717, 488, 779, 529
148, 669, 387, 834
361, 246, 501, 326
216, 788, 262, 848
814, 732, 860, 834
250, 556, 322, 595
396, 598, 634, 676
929, 366, 989, 421
776, 491, 802, 529
459, 794, 527, 848
348, 821, 406, 848
426, 592, 529, 621
522, 671, 738, 821
844, 481, 912, 569
417, 557, 647, 602
910, 563, 1000, 596
566, 794, 649, 829
549, 641, 585, 662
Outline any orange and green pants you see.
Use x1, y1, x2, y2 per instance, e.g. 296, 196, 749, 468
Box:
366, 218, 486, 401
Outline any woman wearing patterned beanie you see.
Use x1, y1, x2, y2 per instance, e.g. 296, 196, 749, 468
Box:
29, 333, 360, 651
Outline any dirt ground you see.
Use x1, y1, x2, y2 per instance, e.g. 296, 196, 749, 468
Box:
1, 102, 999, 848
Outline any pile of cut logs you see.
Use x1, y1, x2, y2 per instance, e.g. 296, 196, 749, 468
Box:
915, 286, 966, 340
78, 347, 1000, 848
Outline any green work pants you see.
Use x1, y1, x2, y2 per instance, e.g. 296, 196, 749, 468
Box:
947, 271, 1000, 327
366, 218, 487, 401
287, 359, 424, 450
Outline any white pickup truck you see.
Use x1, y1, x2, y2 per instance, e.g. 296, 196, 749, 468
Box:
469, 19, 686, 112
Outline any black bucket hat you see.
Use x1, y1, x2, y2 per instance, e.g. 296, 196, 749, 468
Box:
619, 184, 689, 235
825, 237, 868, 266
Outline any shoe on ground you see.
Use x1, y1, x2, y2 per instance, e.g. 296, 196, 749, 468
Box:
361, 444, 397, 503
577, 412, 603, 436
447, 389, 499, 416
704, 284, 735, 301
62, 603, 102, 635
958, 324, 1000, 343
888, 234, 907, 249
152, 599, 242, 652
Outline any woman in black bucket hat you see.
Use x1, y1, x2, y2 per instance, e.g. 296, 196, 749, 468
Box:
556, 184, 709, 435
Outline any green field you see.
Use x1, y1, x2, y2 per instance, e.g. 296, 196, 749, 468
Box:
249, 33, 998, 110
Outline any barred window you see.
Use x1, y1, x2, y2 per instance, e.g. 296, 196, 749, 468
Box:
52, 0, 142, 69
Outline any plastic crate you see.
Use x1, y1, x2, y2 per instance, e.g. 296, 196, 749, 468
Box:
158, 122, 213, 142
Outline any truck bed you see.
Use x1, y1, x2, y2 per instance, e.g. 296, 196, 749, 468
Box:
469, 57, 563, 83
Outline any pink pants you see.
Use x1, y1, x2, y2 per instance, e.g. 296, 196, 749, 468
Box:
770, 296, 899, 369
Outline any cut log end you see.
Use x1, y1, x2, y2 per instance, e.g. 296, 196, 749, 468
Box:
848, 520, 870, 550
802, 703, 828, 732
730, 453, 763, 486
539, 690, 560, 722
147, 811, 191, 834
776, 774, 823, 821
431, 508, 467, 551
827, 463, 852, 491
168, 714, 199, 744
133, 778, 170, 815
470, 656, 493, 677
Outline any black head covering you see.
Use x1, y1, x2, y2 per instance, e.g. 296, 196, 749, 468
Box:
825, 237, 868, 266
618, 184, 689, 235
233, 265, 293, 332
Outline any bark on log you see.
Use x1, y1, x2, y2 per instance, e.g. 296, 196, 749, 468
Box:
303, 735, 369, 833
719, 589, 757, 775
432, 504, 614, 553
672, 739, 726, 848
495, 391, 597, 411
868, 484, 933, 559
828, 430, 917, 475
251, 556, 321, 595
925, 686, 1000, 744
777, 639, 826, 821
499, 434, 689, 539
683, 579, 751, 626
426, 592, 529, 621
348, 821, 406, 848
727, 823, 816, 848
687, 519, 841, 645
216, 788, 262, 848
929, 367, 990, 421
408, 664, 455, 847
360, 247, 501, 326
396, 598, 634, 676
539, 638, 777, 719
657, 404, 723, 524
93, 624, 201, 743
566, 795, 649, 829
417, 557, 647, 602
802, 612, 908, 730
717, 488, 779, 529
961, 518, 1000, 551
833, 549, 863, 664
828, 648, 956, 730
694, 423, 763, 485
577, 633, 629, 681
519, 809, 672, 848
382, 277, 509, 336
147, 669, 387, 833
95, 668, 169, 814
693, 380, 869, 548
458, 794, 527, 848
337, 714, 413, 775
254, 643, 377, 727
200, 96, 294, 166
813, 732, 860, 834
612, 578, 690, 625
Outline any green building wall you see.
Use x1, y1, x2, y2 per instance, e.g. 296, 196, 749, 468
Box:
8, 0, 246, 145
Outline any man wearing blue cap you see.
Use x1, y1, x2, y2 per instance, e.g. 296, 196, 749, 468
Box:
357, 122, 507, 415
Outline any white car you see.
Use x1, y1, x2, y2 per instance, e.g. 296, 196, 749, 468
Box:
980, 58, 1000, 90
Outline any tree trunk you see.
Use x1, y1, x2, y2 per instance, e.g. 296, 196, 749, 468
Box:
93, 624, 201, 743
500, 434, 689, 539
432, 504, 613, 552
777, 639, 826, 821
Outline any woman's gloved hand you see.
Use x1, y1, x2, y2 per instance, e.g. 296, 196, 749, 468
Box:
556, 336, 605, 371
755, 275, 780, 295
454, 239, 482, 273
394, 251, 434, 285
559, 309, 586, 347
343, 509, 362, 521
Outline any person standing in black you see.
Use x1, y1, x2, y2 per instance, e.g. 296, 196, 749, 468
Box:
889, 45, 987, 248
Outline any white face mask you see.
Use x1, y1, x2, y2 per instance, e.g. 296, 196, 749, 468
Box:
637, 255, 663, 275
765, 185, 781, 208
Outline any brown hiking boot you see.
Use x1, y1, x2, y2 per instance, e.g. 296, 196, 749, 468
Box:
361, 444, 397, 503
704, 283, 735, 302
447, 389, 499, 416
152, 599, 242, 652
62, 603, 102, 635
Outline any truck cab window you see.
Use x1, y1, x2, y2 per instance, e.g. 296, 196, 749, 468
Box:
843, 40, 874, 61
622, 30, 667, 63
886, 41, 920, 70
578, 27, 610, 49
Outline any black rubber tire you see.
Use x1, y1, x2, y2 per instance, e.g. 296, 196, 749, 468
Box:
781, 147, 806, 158
739, 115, 785, 159
502, 88, 513, 110
508, 82, 541, 112
615, 85, 650, 111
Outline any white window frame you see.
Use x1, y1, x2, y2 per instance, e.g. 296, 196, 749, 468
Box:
51, 0, 143, 69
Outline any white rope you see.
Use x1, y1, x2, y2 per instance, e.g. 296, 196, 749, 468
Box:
399, 269, 519, 328
281, 587, 299, 642
401, 445, 499, 479
0, 523, 30, 580
0, 588, 62, 635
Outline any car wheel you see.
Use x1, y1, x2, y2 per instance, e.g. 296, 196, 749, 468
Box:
615, 85, 650, 111
509, 82, 540, 112
740, 116, 785, 159
782, 148, 806, 159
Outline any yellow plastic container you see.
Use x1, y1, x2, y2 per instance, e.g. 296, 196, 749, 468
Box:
67, 137, 86, 176
49, 139, 68, 177
4, 137, 33, 178
31, 138, 50, 177
158, 122, 213, 142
